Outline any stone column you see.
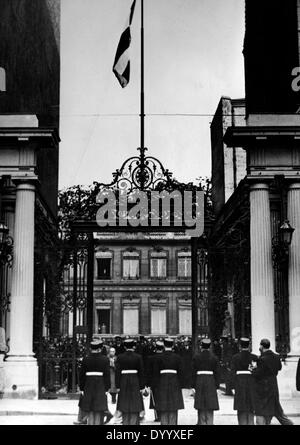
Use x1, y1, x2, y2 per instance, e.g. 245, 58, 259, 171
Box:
4, 181, 38, 399
250, 183, 275, 353
288, 183, 300, 356
277, 182, 300, 399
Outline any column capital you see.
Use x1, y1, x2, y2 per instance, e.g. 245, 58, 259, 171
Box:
250, 182, 270, 192
287, 182, 300, 191
11, 177, 39, 186
13, 181, 37, 193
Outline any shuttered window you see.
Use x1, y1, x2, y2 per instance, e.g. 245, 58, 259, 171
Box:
177, 252, 191, 278
150, 251, 167, 278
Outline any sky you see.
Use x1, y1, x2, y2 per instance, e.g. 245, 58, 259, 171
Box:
59, 0, 245, 190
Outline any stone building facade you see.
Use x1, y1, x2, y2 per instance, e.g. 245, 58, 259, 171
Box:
0, 0, 60, 399
210, 0, 300, 398
61, 232, 209, 339
210, 97, 246, 216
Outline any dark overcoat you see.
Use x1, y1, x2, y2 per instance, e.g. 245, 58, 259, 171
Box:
79, 352, 110, 412
231, 351, 257, 412
147, 352, 163, 410
296, 358, 300, 391
115, 351, 145, 413
180, 346, 193, 388
192, 350, 220, 411
156, 351, 185, 412
252, 350, 282, 417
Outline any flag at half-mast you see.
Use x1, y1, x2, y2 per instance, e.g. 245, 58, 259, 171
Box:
113, 0, 136, 88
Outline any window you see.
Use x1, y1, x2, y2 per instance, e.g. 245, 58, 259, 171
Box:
97, 309, 111, 334
150, 251, 167, 278
97, 259, 111, 279
177, 251, 191, 278
179, 307, 192, 335
96, 251, 112, 279
122, 251, 140, 279
123, 307, 139, 334
151, 306, 166, 335
0, 68, 6, 92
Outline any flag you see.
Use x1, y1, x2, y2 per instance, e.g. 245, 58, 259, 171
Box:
113, 0, 136, 88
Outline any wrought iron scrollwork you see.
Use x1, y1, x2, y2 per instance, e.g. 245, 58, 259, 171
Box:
0, 293, 10, 313
60, 292, 74, 314
0, 236, 13, 267
272, 234, 289, 270
60, 246, 88, 314
35, 336, 88, 395
197, 248, 208, 267
96, 147, 177, 192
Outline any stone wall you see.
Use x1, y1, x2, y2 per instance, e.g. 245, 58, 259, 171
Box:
93, 242, 193, 336
211, 97, 247, 216
62, 238, 199, 337
0, 0, 61, 216
0, 0, 60, 126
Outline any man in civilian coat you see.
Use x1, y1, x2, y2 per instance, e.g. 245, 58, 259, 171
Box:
251, 338, 290, 425
230, 338, 257, 425
221, 335, 234, 396
79, 339, 111, 425
115, 338, 145, 425
114, 336, 125, 356
146, 340, 164, 422
180, 337, 193, 388
108, 347, 118, 404
156, 338, 185, 425
192, 338, 220, 425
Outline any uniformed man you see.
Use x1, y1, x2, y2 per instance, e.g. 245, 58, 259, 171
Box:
231, 337, 257, 425
79, 339, 111, 425
146, 340, 164, 422
115, 338, 145, 425
192, 338, 220, 425
156, 338, 184, 425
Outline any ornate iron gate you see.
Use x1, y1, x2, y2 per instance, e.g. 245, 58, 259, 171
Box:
35, 243, 90, 396
191, 244, 209, 346
34, 144, 212, 395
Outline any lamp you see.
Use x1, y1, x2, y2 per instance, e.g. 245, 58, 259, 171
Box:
279, 220, 294, 246
272, 220, 295, 269
0, 221, 8, 246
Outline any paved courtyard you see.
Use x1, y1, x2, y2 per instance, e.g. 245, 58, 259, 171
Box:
0, 390, 299, 426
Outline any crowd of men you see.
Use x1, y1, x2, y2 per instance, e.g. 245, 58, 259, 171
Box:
76, 335, 298, 426
94, 334, 242, 390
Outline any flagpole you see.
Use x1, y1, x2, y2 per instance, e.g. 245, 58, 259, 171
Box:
140, 0, 145, 155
